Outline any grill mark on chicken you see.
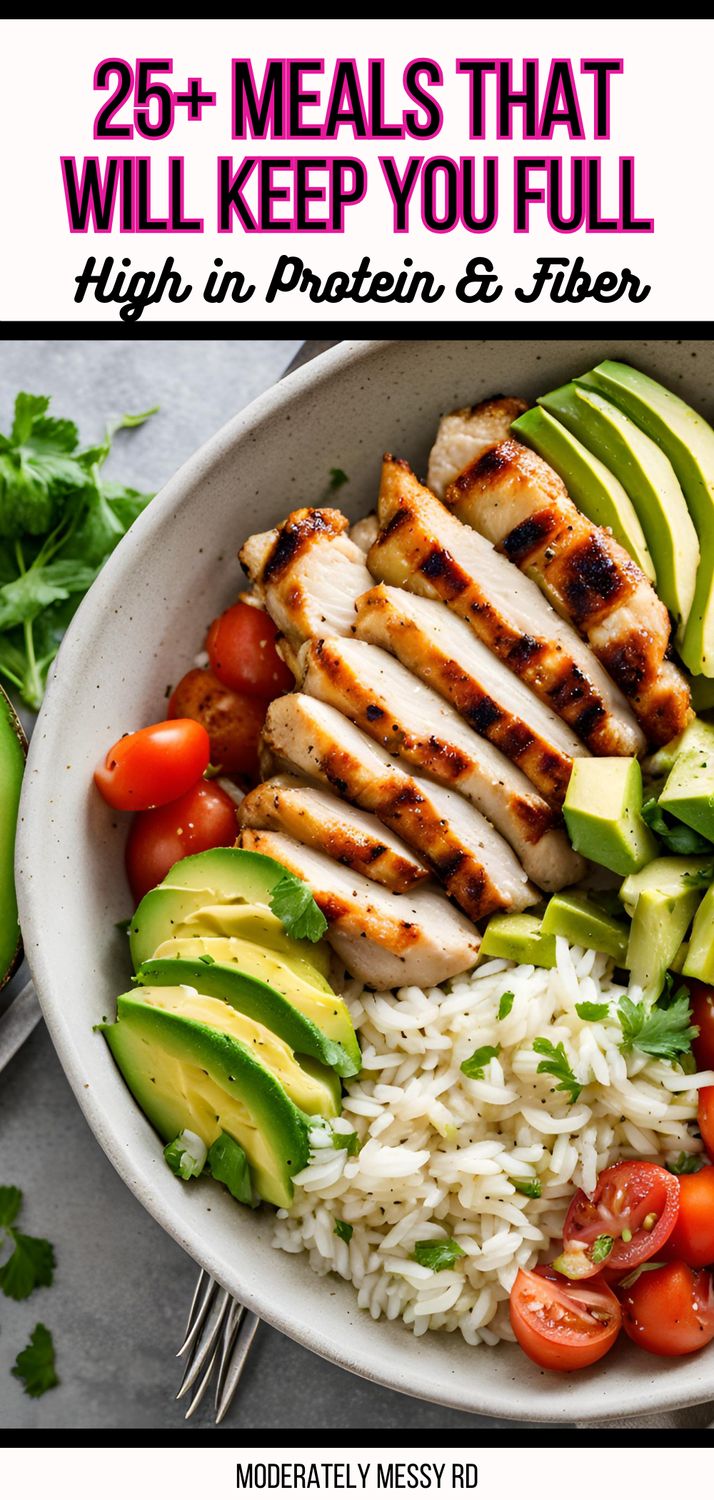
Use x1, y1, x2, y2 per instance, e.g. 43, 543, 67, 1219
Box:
261, 507, 345, 583
441, 407, 692, 747
502, 511, 558, 566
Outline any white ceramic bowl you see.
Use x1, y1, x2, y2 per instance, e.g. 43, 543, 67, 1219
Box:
17, 339, 714, 1424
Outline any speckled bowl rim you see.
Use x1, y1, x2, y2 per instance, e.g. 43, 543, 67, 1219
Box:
16, 338, 714, 1426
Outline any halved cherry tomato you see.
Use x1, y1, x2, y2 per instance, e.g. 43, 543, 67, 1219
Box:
206, 600, 293, 699
556, 1161, 680, 1279
664, 1164, 714, 1267
509, 1265, 621, 1372
689, 982, 714, 1070
94, 719, 210, 811
125, 780, 238, 902
168, 668, 266, 777
699, 1087, 714, 1160
621, 1262, 714, 1357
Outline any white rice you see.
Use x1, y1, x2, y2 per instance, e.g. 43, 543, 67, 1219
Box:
272, 936, 714, 1344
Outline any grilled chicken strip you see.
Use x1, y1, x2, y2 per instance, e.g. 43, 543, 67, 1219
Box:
262, 694, 537, 921
354, 584, 586, 808
238, 773, 429, 893
369, 456, 644, 758
298, 636, 584, 891
350, 513, 379, 552
239, 828, 481, 989
428, 396, 526, 497
239, 507, 371, 653
442, 401, 691, 747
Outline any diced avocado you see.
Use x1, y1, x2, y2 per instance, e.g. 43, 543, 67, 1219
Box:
683, 885, 714, 984
0, 687, 25, 990
626, 886, 701, 1004
564, 758, 658, 875
659, 735, 714, 843
102, 995, 311, 1208
512, 404, 654, 577
620, 854, 714, 915
160, 847, 330, 976
577, 361, 714, 674
541, 890, 629, 962
536, 382, 698, 634
645, 718, 714, 778
154, 934, 359, 1068
136, 955, 359, 1077
132, 984, 341, 1117
129, 887, 326, 973
690, 677, 714, 714
479, 913, 556, 968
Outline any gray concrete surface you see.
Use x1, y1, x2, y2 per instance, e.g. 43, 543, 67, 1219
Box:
0, 339, 533, 1431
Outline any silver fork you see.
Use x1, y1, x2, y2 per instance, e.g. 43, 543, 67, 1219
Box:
175, 1268, 261, 1423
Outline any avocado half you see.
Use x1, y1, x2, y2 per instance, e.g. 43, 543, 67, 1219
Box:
0, 686, 26, 991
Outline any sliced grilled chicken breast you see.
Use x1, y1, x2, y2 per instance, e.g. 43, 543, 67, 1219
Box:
297, 636, 584, 891
428, 396, 526, 497
239, 828, 481, 988
239, 507, 371, 650
238, 773, 429, 893
262, 694, 537, 920
354, 584, 586, 808
444, 404, 691, 746
369, 455, 644, 757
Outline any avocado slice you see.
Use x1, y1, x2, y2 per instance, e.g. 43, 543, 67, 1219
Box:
129, 887, 326, 973
132, 984, 341, 1117
512, 404, 654, 577
625, 886, 701, 1004
682, 885, 714, 984
479, 913, 556, 968
102, 995, 311, 1207
0, 688, 25, 990
536, 382, 698, 634
136, 955, 358, 1077
577, 361, 714, 674
659, 733, 714, 843
564, 758, 658, 875
152, 935, 360, 1073
159, 847, 330, 977
541, 890, 629, 963
645, 718, 714, 778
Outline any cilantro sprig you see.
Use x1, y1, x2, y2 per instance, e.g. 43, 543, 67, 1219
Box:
617, 992, 698, 1062
0, 1185, 55, 1301
269, 871, 327, 942
0, 392, 156, 708
641, 797, 712, 855
667, 1152, 703, 1176
11, 1323, 58, 1399
532, 1038, 582, 1102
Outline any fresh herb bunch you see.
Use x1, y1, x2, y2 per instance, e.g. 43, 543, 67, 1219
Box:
0, 392, 156, 708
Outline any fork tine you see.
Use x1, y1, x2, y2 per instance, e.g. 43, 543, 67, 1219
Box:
176, 1272, 219, 1361
183, 1342, 220, 1420
213, 1301, 244, 1409
176, 1287, 231, 1400
214, 1310, 261, 1425
182, 1267, 208, 1344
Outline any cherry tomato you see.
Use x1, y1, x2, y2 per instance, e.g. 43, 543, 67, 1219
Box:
94, 719, 210, 811
689, 982, 714, 1070
699, 1087, 714, 1160
125, 780, 238, 902
557, 1161, 680, 1279
168, 668, 266, 777
621, 1262, 714, 1357
509, 1265, 622, 1372
206, 600, 293, 699
664, 1165, 714, 1266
